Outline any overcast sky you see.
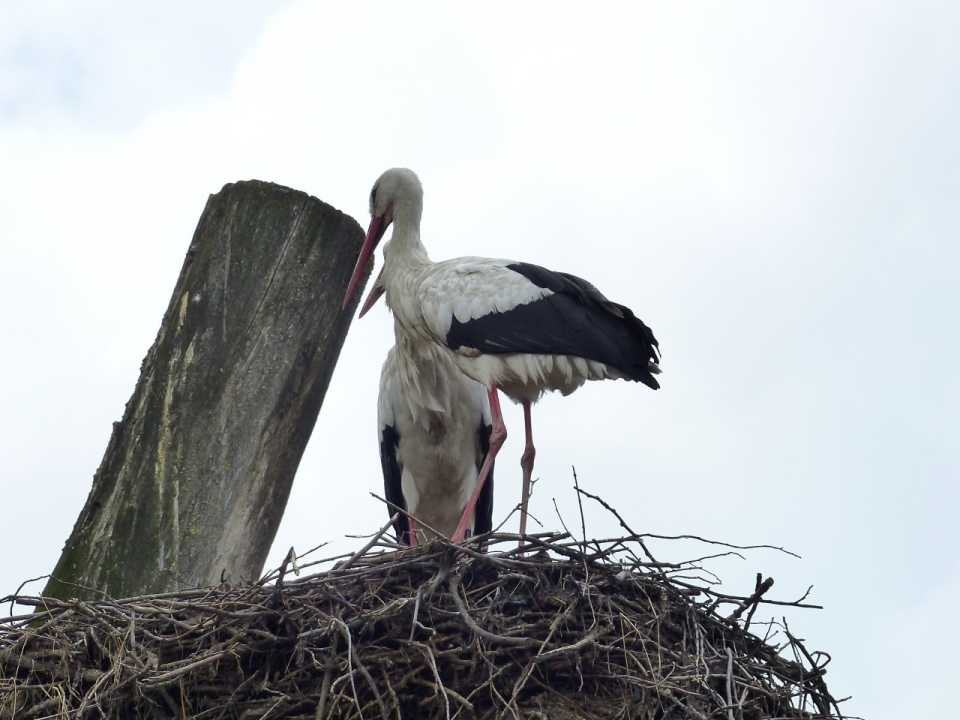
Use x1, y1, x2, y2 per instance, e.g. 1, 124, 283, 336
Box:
2, 2, 958, 717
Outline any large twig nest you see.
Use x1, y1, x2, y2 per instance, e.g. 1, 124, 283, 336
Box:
1, 530, 844, 719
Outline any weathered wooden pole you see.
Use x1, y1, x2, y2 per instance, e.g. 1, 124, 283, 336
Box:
44, 181, 369, 600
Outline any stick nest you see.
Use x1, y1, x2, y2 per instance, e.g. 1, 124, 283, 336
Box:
1, 532, 844, 720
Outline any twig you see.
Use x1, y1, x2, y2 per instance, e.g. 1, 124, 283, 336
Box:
531, 629, 601, 663
571, 467, 588, 550
725, 647, 735, 720
332, 619, 365, 720
413, 641, 451, 720
142, 650, 230, 685
730, 575, 775, 620
316, 666, 333, 720
369, 493, 449, 544
338, 514, 400, 572
447, 575, 532, 647
575, 487, 658, 563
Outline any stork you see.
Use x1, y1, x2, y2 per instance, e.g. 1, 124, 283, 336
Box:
377, 320, 495, 546
344, 168, 660, 543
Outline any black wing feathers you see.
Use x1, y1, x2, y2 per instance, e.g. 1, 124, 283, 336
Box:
381, 419, 494, 544
445, 262, 660, 389
473, 419, 495, 536
379, 424, 410, 543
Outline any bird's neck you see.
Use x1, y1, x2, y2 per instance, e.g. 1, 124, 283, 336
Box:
383, 223, 431, 291
381, 219, 435, 345
385, 214, 430, 264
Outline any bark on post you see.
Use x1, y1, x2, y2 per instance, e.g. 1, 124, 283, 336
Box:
44, 181, 369, 600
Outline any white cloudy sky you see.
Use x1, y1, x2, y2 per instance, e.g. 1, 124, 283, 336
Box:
1, 2, 958, 717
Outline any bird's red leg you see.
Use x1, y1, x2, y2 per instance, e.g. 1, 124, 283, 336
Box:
408, 518, 419, 548
518, 400, 536, 544
452, 384, 506, 542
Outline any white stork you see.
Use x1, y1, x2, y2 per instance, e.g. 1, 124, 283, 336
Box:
377, 322, 495, 546
344, 168, 660, 542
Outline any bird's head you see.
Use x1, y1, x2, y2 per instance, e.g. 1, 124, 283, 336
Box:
343, 168, 423, 311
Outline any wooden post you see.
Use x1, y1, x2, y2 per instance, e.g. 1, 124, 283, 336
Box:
44, 181, 369, 600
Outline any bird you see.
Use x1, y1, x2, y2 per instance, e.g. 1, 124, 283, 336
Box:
377, 313, 495, 546
344, 168, 660, 543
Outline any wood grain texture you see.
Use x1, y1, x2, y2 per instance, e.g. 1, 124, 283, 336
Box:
44, 180, 370, 600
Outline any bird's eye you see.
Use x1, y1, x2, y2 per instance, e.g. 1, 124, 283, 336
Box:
370, 186, 378, 207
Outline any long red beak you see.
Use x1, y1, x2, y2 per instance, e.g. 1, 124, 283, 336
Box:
342, 214, 388, 311
359, 265, 386, 318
